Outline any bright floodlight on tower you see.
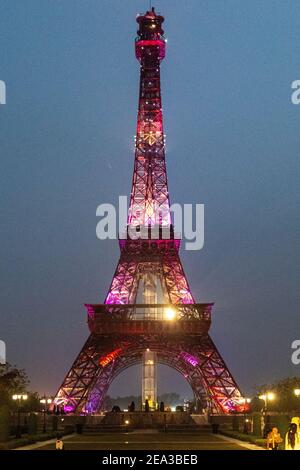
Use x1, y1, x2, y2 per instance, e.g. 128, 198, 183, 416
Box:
164, 306, 176, 321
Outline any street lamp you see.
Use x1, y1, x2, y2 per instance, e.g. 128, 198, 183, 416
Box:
258, 393, 275, 437
39, 396, 52, 433
259, 392, 275, 410
238, 397, 251, 433
238, 397, 251, 411
244, 398, 251, 416
12, 394, 28, 438
243, 398, 251, 406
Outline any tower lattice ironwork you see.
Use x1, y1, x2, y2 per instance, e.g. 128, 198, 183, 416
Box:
53, 8, 243, 414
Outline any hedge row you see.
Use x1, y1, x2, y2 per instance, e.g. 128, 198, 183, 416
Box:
220, 430, 267, 448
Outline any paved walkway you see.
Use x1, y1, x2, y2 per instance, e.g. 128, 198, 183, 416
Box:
217, 434, 263, 450
15, 432, 263, 451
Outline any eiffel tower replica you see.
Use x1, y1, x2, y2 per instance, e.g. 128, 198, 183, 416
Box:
54, 7, 243, 414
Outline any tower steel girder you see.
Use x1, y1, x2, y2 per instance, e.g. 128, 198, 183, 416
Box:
54, 327, 242, 414
53, 8, 243, 415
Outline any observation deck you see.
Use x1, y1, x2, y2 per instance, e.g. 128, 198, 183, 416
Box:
135, 7, 166, 62
119, 225, 181, 255
86, 303, 213, 336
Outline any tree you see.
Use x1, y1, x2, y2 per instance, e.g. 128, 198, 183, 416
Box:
27, 392, 42, 412
0, 363, 29, 408
157, 393, 183, 407
107, 395, 142, 411
254, 376, 300, 412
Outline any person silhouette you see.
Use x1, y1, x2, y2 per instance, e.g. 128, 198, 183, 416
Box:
266, 427, 282, 450
129, 401, 135, 412
285, 421, 300, 450
55, 434, 64, 450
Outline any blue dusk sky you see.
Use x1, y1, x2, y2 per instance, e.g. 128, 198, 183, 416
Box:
1, 0, 300, 398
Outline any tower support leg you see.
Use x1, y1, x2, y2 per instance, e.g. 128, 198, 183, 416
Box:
142, 349, 157, 410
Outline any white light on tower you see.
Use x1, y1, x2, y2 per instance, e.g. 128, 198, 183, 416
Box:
164, 307, 176, 321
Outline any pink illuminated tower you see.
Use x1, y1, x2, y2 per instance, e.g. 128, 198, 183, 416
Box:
53, 8, 243, 414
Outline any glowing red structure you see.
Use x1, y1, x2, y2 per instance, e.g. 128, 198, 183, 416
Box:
53, 8, 243, 414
